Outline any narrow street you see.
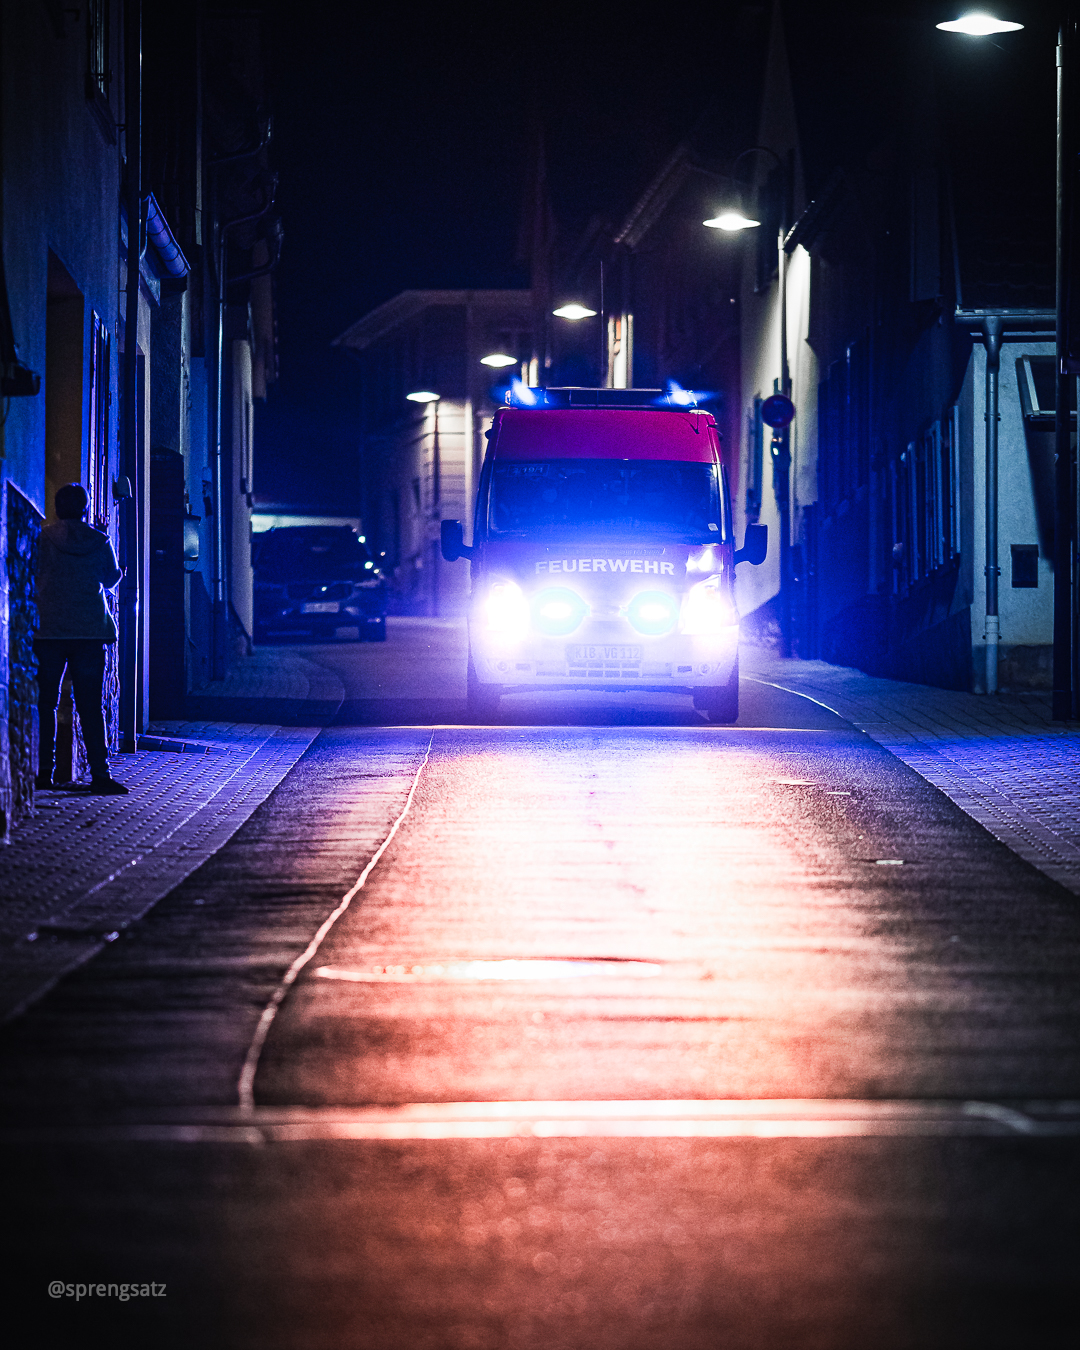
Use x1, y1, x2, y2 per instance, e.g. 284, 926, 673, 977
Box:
5, 620, 1080, 1349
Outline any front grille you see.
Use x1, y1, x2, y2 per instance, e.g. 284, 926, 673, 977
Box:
566, 661, 642, 679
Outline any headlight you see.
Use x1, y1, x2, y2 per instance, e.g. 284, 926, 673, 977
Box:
680, 575, 737, 634
484, 579, 530, 636
532, 587, 588, 636
625, 590, 679, 636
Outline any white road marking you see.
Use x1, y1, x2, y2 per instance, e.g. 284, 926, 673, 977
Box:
7, 1099, 1079, 1142
236, 732, 436, 1113
313, 959, 663, 983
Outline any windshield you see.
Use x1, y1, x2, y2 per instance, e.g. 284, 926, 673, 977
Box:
253, 530, 375, 580
487, 459, 723, 543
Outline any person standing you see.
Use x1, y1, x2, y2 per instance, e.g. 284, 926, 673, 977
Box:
34, 483, 127, 794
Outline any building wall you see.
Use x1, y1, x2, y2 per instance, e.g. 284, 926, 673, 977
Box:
1, 1, 122, 824
734, 240, 784, 631
968, 340, 1055, 691
231, 338, 255, 638
345, 292, 532, 615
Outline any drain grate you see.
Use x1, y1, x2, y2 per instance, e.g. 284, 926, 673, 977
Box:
314, 959, 662, 983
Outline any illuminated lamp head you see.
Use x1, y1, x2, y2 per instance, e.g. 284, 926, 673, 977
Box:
484, 579, 530, 638
625, 590, 679, 636
532, 587, 588, 637
935, 14, 1023, 36
680, 575, 737, 635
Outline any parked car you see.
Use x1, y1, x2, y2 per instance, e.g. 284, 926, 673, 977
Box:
252, 526, 387, 642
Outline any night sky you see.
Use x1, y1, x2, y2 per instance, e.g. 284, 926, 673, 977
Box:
254, 0, 1060, 510
253, 1, 768, 509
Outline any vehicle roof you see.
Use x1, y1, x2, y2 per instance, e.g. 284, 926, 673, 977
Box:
490, 408, 719, 463
261, 525, 358, 536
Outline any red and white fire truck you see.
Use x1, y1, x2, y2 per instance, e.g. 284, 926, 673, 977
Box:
441, 387, 767, 720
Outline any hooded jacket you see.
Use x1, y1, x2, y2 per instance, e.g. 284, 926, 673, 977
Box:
34, 521, 123, 642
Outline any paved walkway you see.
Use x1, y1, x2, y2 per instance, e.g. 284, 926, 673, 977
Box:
0, 644, 345, 1022
745, 648, 1080, 898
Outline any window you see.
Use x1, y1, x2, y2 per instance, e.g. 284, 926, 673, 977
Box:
487, 459, 723, 544
894, 407, 960, 590
817, 337, 870, 515
87, 313, 111, 531
746, 396, 764, 520
1016, 354, 1077, 426
86, 0, 116, 142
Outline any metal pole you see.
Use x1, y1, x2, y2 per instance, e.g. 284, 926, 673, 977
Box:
119, 0, 141, 752
983, 315, 1002, 694
599, 260, 606, 387
1053, 20, 1075, 719
211, 225, 227, 680
776, 160, 793, 659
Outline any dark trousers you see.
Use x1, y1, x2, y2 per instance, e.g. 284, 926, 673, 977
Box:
34, 639, 110, 779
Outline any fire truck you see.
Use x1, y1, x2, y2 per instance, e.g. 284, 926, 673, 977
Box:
441, 388, 767, 720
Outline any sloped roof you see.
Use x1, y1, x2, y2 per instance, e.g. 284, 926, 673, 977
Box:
332, 289, 532, 352
613, 146, 734, 251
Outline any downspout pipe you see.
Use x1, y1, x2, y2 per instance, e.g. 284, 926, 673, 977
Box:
983, 314, 1003, 694
119, 0, 142, 751
1053, 20, 1076, 720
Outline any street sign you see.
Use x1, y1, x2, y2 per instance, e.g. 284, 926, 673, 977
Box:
760, 393, 796, 429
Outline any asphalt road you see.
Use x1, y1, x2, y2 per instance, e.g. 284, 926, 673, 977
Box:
4, 620, 1080, 1349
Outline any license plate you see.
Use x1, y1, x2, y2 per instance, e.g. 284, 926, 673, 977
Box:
566, 644, 642, 662
301, 601, 340, 614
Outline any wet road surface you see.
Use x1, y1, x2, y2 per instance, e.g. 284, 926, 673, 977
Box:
5, 620, 1080, 1349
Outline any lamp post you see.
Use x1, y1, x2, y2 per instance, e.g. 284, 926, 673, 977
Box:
937, 12, 1076, 715
706, 145, 795, 656
407, 392, 441, 613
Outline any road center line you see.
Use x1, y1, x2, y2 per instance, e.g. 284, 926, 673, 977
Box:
236, 731, 436, 1112
8, 1099, 1080, 1142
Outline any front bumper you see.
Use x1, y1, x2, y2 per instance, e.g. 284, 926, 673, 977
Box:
470, 620, 739, 690
255, 590, 386, 635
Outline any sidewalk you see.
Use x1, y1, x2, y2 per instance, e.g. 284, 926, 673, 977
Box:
0, 648, 343, 1022
745, 647, 1080, 897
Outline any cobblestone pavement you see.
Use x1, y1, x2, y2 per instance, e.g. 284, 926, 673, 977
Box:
744, 648, 1080, 896
0, 721, 321, 1023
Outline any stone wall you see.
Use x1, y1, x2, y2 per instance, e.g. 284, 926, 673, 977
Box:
5, 485, 42, 833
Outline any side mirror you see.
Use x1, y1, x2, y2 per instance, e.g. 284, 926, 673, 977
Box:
441, 519, 474, 562
734, 522, 767, 566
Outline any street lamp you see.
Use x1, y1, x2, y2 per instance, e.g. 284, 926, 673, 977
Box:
405, 390, 440, 403
703, 210, 761, 232
480, 354, 517, 368
936, 13, 1023, 35
551, 303, 597, 320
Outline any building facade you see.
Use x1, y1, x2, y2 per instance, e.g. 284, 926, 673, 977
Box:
732, 1, 1066, 692
0, 0, 277, 835
335, 290, 533, 616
